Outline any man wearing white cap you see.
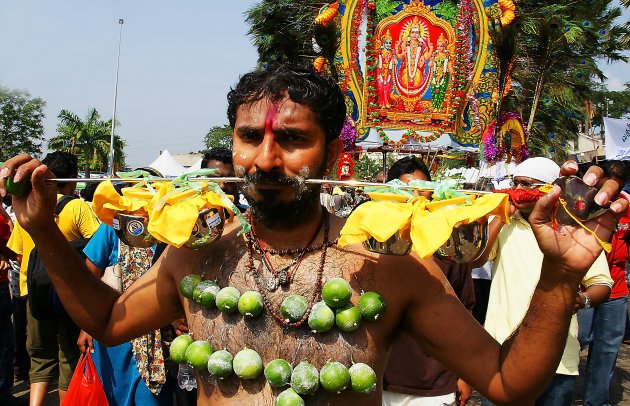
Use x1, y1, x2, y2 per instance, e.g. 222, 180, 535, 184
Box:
480, 157, 613, 406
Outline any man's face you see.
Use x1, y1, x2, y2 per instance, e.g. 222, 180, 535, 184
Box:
399, 169, 431, 198
232, 96, 342, 228
511, 175, 545, 214
205, 159, 236, 196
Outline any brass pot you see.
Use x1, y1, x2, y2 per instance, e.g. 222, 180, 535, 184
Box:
435, 219, 488, 263
363, 230, 412, 256
113, 213, 158, 248
183, 208, 225, 250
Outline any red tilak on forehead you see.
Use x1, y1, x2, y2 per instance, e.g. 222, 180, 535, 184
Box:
264, 103, 280, 133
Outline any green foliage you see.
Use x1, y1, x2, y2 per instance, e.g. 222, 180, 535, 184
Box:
48, 108, 126, 176
204, 125, 233, 149
376, 0, 402, 22
0, 87, 46, 161
431, 0, 458, 27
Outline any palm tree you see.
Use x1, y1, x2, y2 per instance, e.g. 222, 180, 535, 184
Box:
48, 108, 126, 177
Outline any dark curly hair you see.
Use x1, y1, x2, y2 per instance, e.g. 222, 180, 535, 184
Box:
227, 64, 346, 144
387, 156, 431, 182
201, 147, 232, 169
42, 151, 78, 190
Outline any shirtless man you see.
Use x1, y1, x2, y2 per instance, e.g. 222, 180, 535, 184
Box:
0, 64, 627, 405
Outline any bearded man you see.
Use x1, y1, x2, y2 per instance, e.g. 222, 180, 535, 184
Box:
0, 65, 627, 405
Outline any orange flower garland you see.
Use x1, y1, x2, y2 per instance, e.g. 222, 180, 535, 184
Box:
498, 0, 516, 26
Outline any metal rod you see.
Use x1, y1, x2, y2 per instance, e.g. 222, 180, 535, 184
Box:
48, 177, 492, 194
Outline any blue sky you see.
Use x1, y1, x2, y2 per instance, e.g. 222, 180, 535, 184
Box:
1, 0, 628, 168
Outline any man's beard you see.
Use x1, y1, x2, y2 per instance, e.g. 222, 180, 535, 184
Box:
240, 167, 324, 230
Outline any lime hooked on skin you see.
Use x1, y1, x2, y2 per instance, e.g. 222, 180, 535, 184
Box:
169, 334, 193, 363
207, 349, 234, 379
185, 340, 214, 370
348, 363, 377, 393
233, 348, 263, 379
335, 305, 362, 332
215, 287, 241, 314
307, 301, 335, 333
264, 358, 292, 388
4, 175, 32, 197
238, 291, 264, 318
193, 280, 220, 308
319, 361, 351, 393
179, 274, 203, 299
357, 291, 387, 321
280, 295, 308, 323
290, 361, 319, 396
275, 388, 305, 406
322, 278, 352, 308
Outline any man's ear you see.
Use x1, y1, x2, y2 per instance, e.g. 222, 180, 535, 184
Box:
326, 138, 343, 174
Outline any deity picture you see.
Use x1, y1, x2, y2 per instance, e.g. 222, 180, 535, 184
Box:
376, 30, 395, 109
428, 33, 452, 111
394, 17, 433, 111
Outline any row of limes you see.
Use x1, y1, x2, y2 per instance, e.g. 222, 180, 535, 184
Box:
178, 275, 387, 332
170, 334, 377, 405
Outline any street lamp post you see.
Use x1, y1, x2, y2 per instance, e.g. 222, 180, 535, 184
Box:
108, 18, 124, 176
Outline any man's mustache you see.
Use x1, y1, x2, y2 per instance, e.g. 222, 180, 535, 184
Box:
241, 170, 310, 195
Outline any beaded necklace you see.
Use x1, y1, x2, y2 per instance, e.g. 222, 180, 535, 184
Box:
252, 214, 323, 291
247, 212, 331, 328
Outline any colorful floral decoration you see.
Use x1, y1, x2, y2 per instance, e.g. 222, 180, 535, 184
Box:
315, 2, 340, 26
340, 117, 358, 152
498, 0, 516, 26
313, 56, 328, 73
482, 112, 529, 164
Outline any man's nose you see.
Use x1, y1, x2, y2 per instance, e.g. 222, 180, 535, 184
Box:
254, 134, 282, 173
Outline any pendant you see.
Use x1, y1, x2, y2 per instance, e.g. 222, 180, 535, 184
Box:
267, 277, 278, 292
278, 267, 289, 286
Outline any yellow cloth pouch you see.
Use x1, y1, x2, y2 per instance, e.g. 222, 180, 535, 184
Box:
92, 180, 156, 226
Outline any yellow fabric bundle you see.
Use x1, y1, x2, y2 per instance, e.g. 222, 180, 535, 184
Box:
92, 180, 156, 226
339, 192, 510, 259
146, 184, 233, 248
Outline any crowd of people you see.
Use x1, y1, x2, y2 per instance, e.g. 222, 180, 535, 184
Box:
0, 64, 629, 406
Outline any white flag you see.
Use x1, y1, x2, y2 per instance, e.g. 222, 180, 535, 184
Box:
604, 117, 630, 160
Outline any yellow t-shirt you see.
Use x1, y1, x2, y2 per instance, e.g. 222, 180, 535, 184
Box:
6, 195, 100, 296
484, 212, 612, 375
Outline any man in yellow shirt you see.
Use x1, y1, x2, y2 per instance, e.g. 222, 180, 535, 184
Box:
482, 157, 613, 406
7, 151, 99, 406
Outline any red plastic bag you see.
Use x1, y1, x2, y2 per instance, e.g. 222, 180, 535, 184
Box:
63, 351, 109, 406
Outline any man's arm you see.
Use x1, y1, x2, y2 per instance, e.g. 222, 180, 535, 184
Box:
0, 155, 185, 345
403, 164, 627, 404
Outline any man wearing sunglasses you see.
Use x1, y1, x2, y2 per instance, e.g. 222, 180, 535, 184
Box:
477, 157, 613, 406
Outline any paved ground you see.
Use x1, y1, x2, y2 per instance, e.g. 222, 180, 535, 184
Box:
8, 344, 630, 405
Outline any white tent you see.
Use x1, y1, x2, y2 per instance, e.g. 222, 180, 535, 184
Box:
149, 149, 186, 177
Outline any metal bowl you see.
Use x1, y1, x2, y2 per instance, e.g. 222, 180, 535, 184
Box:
113, 213, 158, 248
363, 230, 412, 256
183, 208, 225, 250
435, 220, 488, 263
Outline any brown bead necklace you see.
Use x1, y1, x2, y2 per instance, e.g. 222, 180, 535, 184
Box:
247, 212, 331, 328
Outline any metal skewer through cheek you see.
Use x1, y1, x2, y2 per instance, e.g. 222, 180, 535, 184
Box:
47, 177, 493, 195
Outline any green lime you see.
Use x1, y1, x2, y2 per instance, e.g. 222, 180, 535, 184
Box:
193, 280, 220, 308
275, 388, 305, 406
215, 287, 241, 314
207, 349, 233, 379
348, 363, 377, 393
335, 305, 362, 332
169, 334, 193, 363
185, 340, 214, 370
179, 274, 203, 299
290, 361, 319, 396
233, 348, 263, 379
357, 291, 387, 321
280, 295, 308, 323
307, 301, 335, 333
322, 278, 352, 308
319, 361, 351, 393
4, 175, 32, 197
238, 291, 264, 318
264, 358, 292, 388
